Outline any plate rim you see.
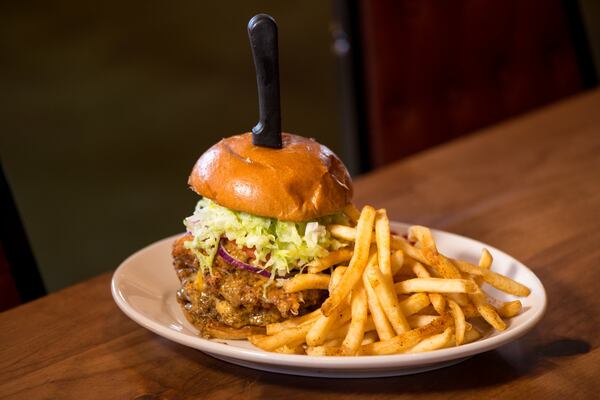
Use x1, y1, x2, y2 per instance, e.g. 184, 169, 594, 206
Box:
111, 222, 547, 370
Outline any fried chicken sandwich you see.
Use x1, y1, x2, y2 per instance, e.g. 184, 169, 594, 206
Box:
172, 132, 353, 339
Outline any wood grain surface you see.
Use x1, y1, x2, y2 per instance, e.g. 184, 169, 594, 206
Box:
2, 90, 600, 399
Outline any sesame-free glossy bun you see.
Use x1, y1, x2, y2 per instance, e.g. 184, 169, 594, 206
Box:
188, 132, 353, 221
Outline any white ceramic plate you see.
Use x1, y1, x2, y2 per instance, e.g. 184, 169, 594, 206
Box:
111, 222, 546, 378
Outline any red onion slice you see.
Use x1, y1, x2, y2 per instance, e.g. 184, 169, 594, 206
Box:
217, 243, 272, 278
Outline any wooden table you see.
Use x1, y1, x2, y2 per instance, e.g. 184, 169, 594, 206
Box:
2, 90, 600, 399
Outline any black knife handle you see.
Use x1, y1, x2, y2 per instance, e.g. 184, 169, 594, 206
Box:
248, 14, 282, 149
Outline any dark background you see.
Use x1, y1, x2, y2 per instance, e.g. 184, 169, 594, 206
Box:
0, 1, 340, 291
1, 1, 599, 293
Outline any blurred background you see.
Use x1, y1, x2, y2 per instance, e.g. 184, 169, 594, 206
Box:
1, 1, 598, 305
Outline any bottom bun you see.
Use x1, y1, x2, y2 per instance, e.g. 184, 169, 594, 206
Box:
186, 317, 266, 340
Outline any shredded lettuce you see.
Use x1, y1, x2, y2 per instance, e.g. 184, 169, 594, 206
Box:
183, 198, 347, 277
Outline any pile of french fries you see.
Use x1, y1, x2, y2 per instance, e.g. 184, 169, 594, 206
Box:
249, 205, 531, 356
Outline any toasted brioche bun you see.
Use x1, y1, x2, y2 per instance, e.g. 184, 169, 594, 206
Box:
188, 132, 353, 221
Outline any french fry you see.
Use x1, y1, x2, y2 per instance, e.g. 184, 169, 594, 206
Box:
394, 237, 468, 309
408, 259, 446, 315
330, 266, 347, 291
328, 224, 374, 243
340, 280, 368, 355
460, 303, 479, 319
359, 330, 420, 356
363, 264, 395, 340
446, 327, 482, 348
463, 326, 482, 344
306, 345, 342, 356
414, 304, 437, 315
390, 235, 429, 264
498, 300, 523, 318
306, 306, 352, 346
266, 309, 322, 335
447, 293, 470, 307
322, 206, 377, 316
408, 226, 438, 255
372, 209, 411, 335
363, 317, 376, 334
468, 283, 506, 331
321, 324, 349, 342
274, 343, 306, 354
394, 278, 477, 294
390, 250, 405, 276
407, 327, 453, 353
474, 248, 493, 286
306, 266, 350, 346
365, 259, 411, 334
307, 249, 353, 274
410, 228, 467, 306
408, 226, 459, 278
480, 248, 493, 269
361, 331, 379, 345
343, 204, 361, 224
399, 293, 431, 316
452, 259, 531, 297
360, 316, 451, 355
375, 209, 392, 280
448, 299, 466, 345
283, 273, 330, 293
323, 337, 345, 347
429, 292, 447, 315
430, 254, 464, 280
407, 314, 438, 328
249, 323, 313, 352
252, 218, 531, 357
326, 315, 376, 341
330, 225, 430, 268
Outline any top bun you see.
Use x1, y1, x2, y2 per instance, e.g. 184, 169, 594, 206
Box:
188, 133, 353, 221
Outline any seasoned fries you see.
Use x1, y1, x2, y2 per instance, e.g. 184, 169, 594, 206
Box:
360, 316, 452, 355
408, 259, 446, 314
249, 324, 312, 352
468, 283, 507, 331
306, 266, 350, 346
390, 250, 405, 276
399, 293, 431, 316
340, 280, 368, 355
266, 309, 321, 335
305, 307, 351, 346
452, 258, 531, 297
394, 278, 477, 294
283, 273, 330, 293
322, 206, 376, 317
498, 300, 523, 318
363, 259, 395, 340
448, 300, 466, 345
247, 204, 531, 356
365, 259, 411, 334
407, 327, 453, 353
407, 314, 438, 328
307, 249, 353, 274
375, 209, 393, 281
